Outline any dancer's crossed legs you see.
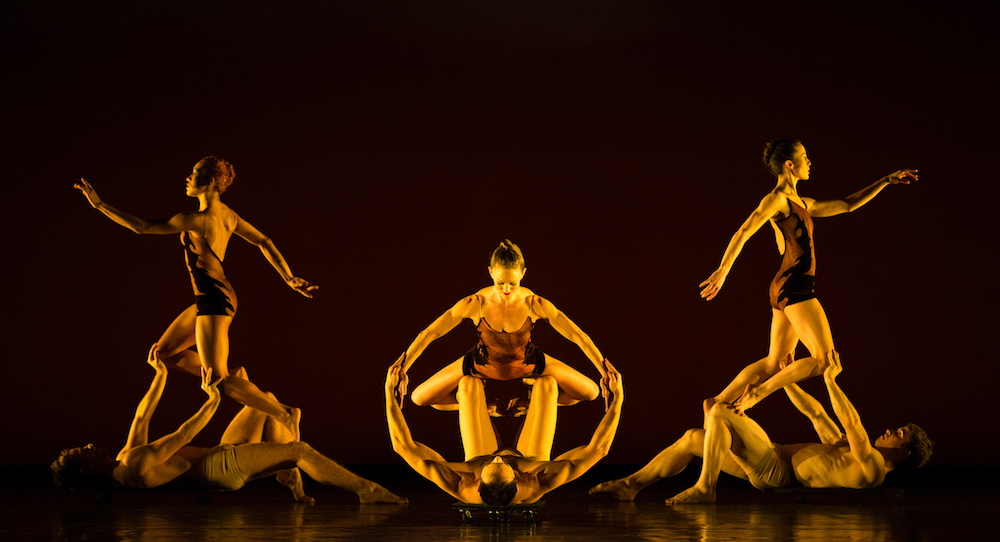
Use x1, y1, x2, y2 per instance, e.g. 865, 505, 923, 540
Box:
154, 304, 300, 438
667, 403, 778, 504
709, 298, 836, 413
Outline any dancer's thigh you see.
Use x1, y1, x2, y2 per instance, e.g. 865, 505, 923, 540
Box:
195, 314, 233, 377
767, 309, 799, 367
540, 356, 599, 404
783, 299, 834, 359
156, 305, 198, 357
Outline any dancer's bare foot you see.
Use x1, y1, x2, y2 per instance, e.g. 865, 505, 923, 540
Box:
665, 486, 715, 505
277, 468, 314, 504
589, 478, 640, 501
358, 481, 408, 504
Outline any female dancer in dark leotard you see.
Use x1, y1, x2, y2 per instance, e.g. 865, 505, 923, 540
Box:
462, 296, 547, 381
699, 140, 917, 413
393, 240, 609, 411
75, 157, 316, 437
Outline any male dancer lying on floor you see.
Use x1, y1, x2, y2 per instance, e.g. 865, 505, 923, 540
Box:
590, 351, 931, 504
386, 355, 623, 505
53, 346, 406, 504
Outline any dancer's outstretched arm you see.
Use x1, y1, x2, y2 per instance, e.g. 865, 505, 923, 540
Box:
396, 296, 478, 399
74, 178, 200, 234
782, 379, 844, 445
538, 361, 624, 492
822, 351, 883, 485
531, 296, 607, 380
233, 214, 317, 297
116, 367, 222, 485
805, 169, 917, 217
700, 191, 788, 301
385, 358, 464, 498
117, 345, 170, 461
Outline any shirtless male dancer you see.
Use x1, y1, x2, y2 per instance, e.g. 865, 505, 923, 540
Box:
590, 351, 931, 504
53, 346, 406, 504
386, 355, 624, 505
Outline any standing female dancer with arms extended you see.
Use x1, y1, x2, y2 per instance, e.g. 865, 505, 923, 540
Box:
395, 240, 609, 411
75, 157, 316, 437
700, 140, 916, 412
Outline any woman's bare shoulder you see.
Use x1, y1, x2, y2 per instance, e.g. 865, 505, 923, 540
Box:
453, 293, 483, 311
756, 189, 793, 219
760, 187, 790, 205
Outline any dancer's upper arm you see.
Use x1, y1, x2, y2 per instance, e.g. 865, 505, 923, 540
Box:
233, 212, 269, 245
403, 296, 476, 371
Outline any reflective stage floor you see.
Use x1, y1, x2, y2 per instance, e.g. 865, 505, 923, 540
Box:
3, 465, 997, 541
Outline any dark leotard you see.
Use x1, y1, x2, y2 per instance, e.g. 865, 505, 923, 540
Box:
463, 296, 546, 380
181, 231, 238, 317
768, 200, 816, 311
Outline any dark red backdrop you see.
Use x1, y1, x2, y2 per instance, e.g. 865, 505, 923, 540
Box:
4, 1, 995, 467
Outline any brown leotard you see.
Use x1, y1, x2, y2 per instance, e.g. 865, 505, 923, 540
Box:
181, 230, 237, 317
768, 200, 817, 311
463, 295, 545, 381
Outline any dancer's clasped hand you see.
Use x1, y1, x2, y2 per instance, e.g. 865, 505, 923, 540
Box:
200, 367, 223, 398
601, 359, 623, 405
823, 350, 843, 381
388, 354, 408, 404
146, 344, 167, 373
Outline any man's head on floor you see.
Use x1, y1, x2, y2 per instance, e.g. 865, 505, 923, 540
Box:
479, 456, 518, 505
51, 444, 115, 490
877, 423, 933, 469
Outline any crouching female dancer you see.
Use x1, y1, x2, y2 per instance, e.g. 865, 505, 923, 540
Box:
395, 240, 610, 412
75, 156, 316, 438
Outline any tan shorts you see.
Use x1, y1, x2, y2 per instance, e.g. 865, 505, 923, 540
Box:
746, 446, 793, 490
191, 444, 247, 490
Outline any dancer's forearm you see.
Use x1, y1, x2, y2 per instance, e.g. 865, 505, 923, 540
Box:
841, 178, 891, 213
133, 368, 168, 423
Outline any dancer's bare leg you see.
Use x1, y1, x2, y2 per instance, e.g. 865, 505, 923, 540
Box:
218, 382, 312, 503
153, 307, 302, 439
541, 357, 600, 405
196, 314, 301, 440
707, 309, 797, 410
592, 429, 704, 501
218, 368, 286, 446
234, 442, 406, 504
219, 387, 267, 445
154, 305, 202, 376
457, 376, 499, 461
261, 413, 311, 501
737, 299, 835, 411
412, 355, 599, 409
705, 358, 773, 419
666, 404, 773, 504
515, 376, 559, 461
409, 357, 465, 409
589, 428, 747, 501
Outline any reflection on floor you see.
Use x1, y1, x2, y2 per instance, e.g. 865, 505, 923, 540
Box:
4, 465, 997, 541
